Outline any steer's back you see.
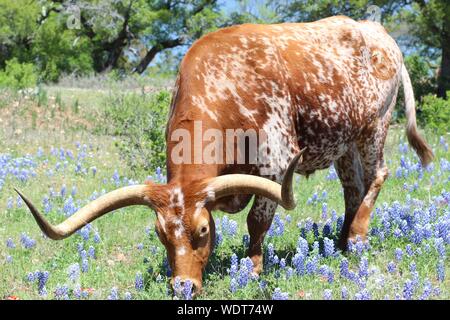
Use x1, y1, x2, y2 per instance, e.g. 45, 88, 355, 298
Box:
169, 16, 404, 177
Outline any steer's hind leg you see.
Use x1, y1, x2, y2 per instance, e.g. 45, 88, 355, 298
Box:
348, 164, 388, 242
246, 196, 277, 275
349, 134, 390, 242
335, 144, 365, 250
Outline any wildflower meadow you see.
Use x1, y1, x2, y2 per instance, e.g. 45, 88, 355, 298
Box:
0, 87, 448, 299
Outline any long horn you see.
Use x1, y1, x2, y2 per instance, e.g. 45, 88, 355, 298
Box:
15, 185, 152, 240
207, 149, 305, 210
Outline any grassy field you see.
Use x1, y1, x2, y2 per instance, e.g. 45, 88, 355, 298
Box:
0, 85, 448, 300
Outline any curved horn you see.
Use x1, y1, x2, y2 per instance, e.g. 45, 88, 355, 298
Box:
15, 185, 152, 240
207, 149, 305, 210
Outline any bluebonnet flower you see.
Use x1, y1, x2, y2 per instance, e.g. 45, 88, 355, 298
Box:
79, 249, 87, 260
242, 234, 250, 248
285, 214, 292, 224
326, 167, 338, 180
437, 260, 445, 282
304, 218, 314, 233
322, 221, 332, 238
272, 255, 279, 265
6, 238, 15, 249
7, 197, 13, 209
323, 237, 334, 257
319, 265, 329, 276
230, 278, 238, 293
112, 170, 120, 186
354, 289, 371, 300
20, 233, 36, 249
236, 258, 252, 288
321, 202, 328, 219
420, 280, 432, 300
27, 272, 35, 282
93, 232, 101, 243
327, 270, 335, 284
137, 243, 144, 250
259, 280, 267, 290
68, 263, 80, 282
71, 186, 77, 197
60, 184, 66, 198
135, 272, 144, 291
6, 255, 12, 263
88, 246, 96, 259
286, 267, 294, 279
305, 256, 318, 275
81, 258, 88, 273
107, 287, 119, 300
387, 261, 396, 274
268, 213, 284, 236
394, 248, 403, 261
124, 292, 132, 300
341, 287, 348, 300
91, 166, 97, 177
292, 252, 306, 275
358, 256, 369, 278
340, 258, 349, 278
182, 280, 193, 300
434, 238, 446, 258
280, 258, 286, 269
54, 285, 70, 300
79, 226, 90, 241
272, 288, 289, 300
296, 236, 309, 256
403, 279, 415, 300
405, 244, 414, 256
16, 195, 23, 208
323, 289, 332, 300
336, 216, 344, 233
312, 223, 319, 238
36, 271, 49, 296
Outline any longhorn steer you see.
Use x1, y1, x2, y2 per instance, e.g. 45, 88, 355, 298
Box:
17, 16, 433, 295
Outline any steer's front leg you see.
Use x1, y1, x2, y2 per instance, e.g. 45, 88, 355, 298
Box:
246, 196, 277, 275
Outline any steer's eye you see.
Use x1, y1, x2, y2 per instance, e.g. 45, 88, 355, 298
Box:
198, 224, 209, 238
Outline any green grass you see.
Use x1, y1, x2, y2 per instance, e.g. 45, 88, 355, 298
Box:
0, 87, 448, 300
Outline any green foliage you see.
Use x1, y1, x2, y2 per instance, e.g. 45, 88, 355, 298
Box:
0, 0, 40, 68
418, 92, 450, 134
404, 54, 437, 102
0, 58, 38, 90
99, 89, 171, 173
32, 12, 94, 82
394, 55, 437, 121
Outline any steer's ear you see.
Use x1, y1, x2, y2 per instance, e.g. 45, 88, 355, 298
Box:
143, 181, 170, 210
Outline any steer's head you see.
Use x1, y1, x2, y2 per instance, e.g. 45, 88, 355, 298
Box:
151, 184, 216, 293
15, 152, 303, 296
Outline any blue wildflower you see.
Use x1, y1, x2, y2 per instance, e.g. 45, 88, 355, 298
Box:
135, 272, 144, 291
272, 288, 289, 300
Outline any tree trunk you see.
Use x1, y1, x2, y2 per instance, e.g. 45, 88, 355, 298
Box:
133, 39, 182, 74
437, 39, 450, 98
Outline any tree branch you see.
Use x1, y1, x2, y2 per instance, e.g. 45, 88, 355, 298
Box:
133, 39, 182, 74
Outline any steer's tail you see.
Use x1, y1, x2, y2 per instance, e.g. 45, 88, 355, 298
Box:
401, 63, 434, 166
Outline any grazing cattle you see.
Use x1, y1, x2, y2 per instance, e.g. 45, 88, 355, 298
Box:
17, 16, 433, 295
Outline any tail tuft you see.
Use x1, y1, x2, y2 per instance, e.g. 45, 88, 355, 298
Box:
406, 126, 434, 167
402, 63, 434, 167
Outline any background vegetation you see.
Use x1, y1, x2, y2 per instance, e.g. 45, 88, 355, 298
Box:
0, 0, 448, 300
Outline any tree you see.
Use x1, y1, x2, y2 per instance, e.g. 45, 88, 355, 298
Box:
36, 0, 224, 74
